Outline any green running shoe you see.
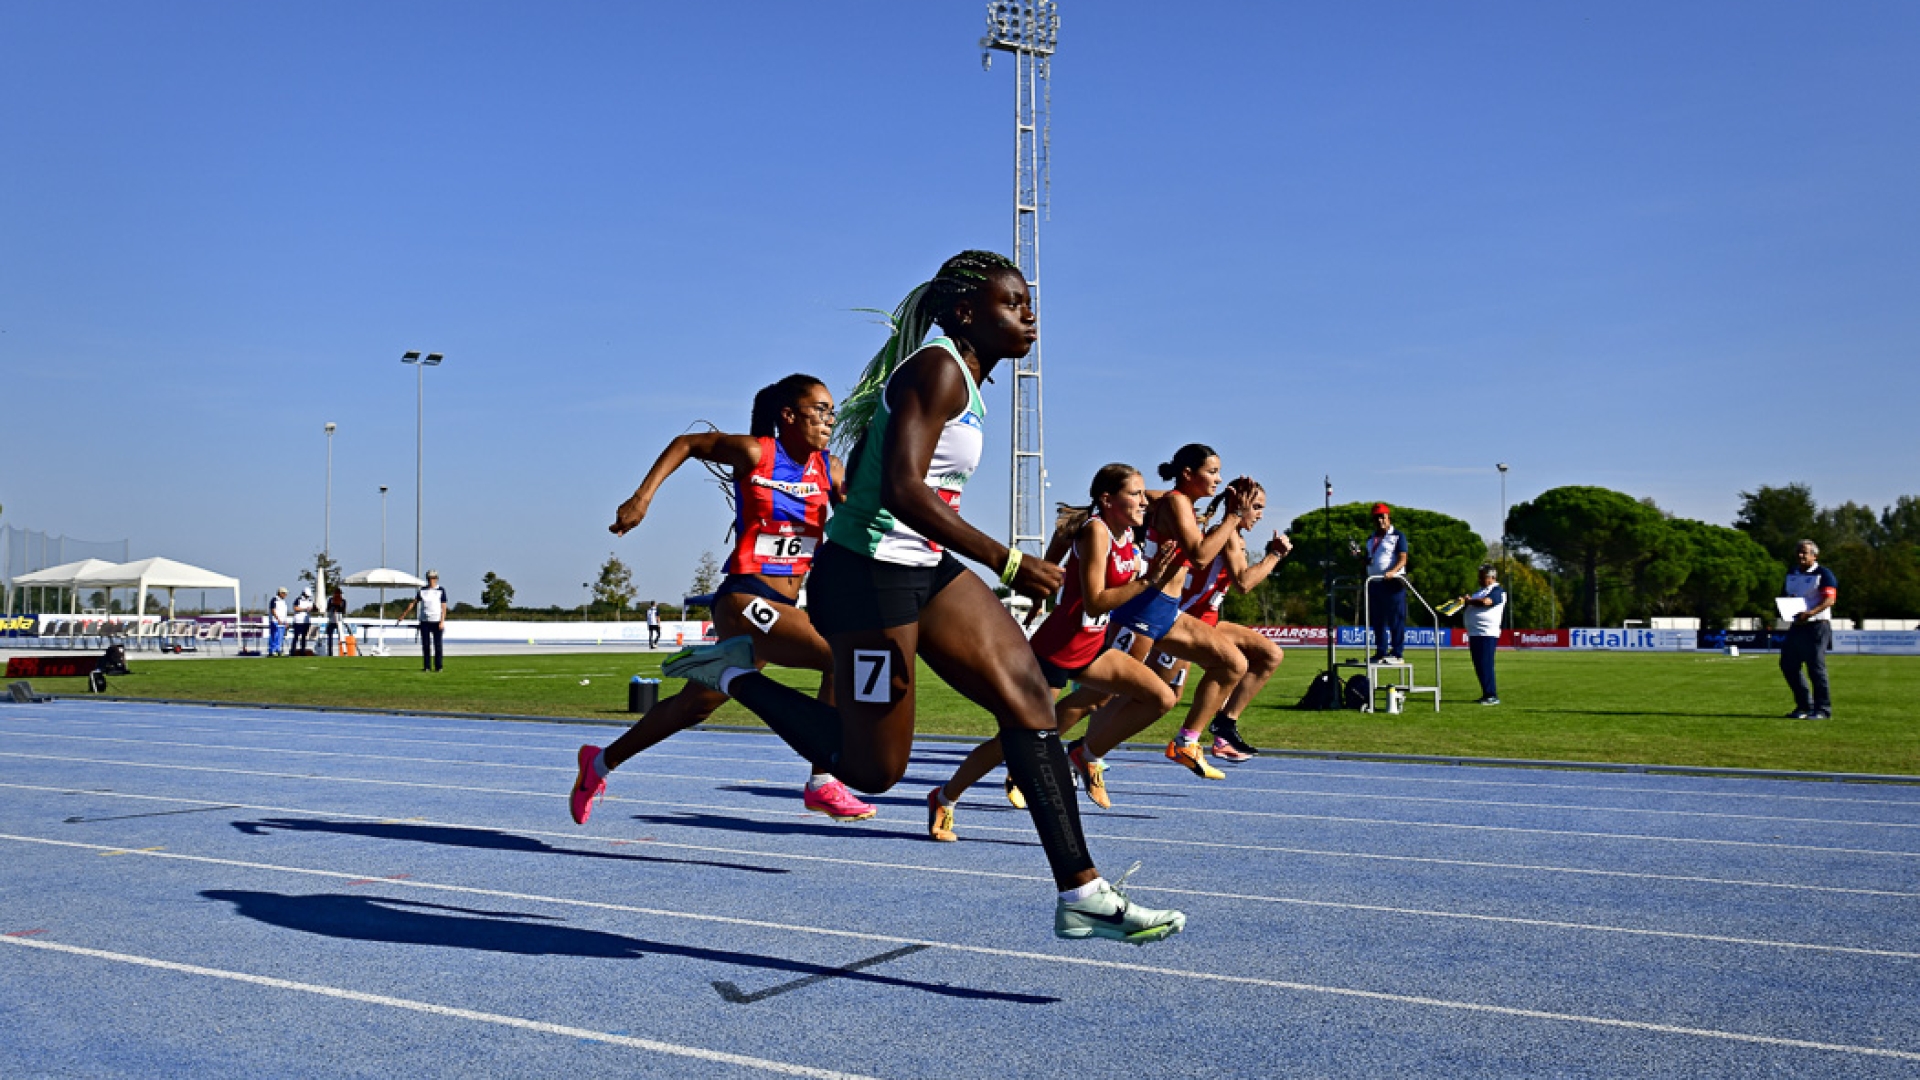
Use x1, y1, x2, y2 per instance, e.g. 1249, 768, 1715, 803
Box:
662, 636, 756, 691
1055, 862, 1186, 945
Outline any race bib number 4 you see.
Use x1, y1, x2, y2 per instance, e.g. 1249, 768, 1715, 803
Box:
754, 534, 817, 561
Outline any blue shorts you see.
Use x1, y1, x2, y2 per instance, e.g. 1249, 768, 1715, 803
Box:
1111, 589, 1180, 644
714, 574, 797, 607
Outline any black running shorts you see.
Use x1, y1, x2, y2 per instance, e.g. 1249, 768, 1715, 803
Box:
806, 541, 968, 635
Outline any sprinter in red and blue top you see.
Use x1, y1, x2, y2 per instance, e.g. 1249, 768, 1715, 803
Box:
926, 464, 1184, 838
567, 374, 877, 826
728, 431, 832, 578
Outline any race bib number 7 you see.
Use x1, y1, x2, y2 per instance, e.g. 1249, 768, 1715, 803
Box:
852, 650, 892, 704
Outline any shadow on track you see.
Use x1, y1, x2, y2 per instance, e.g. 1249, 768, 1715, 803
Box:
230, 817, 787, 875
631, 810, 1042, 848
199, 890, 1057, 1004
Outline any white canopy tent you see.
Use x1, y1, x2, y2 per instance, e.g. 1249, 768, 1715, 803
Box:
342, 567, 425, 620
68, 557, 242, 621
6, 558, 122, 613
341, 568, 426, 588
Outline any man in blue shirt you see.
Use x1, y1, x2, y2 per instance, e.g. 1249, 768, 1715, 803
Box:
1455, 565, 1508, 705
1780, 540, 1838, 720
1360, 503, 1410, 664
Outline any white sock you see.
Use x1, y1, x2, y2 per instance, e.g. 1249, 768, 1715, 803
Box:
1059, 878, 1106, 903
807, 772, 834, 792
716, 666, 754, 696
934, 786, 954, 807
1176, 731, 1200, 746
591, 750, 611, 779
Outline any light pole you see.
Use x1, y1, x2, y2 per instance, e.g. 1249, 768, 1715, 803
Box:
1496, 463, 1510, 631
324, 423, 337, 565
400, 351, 444, 578
378, 485, 390, 620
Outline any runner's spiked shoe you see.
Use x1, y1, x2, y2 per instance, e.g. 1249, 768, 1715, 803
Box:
1055, 863, 1186, 945
662, 636, 756, 691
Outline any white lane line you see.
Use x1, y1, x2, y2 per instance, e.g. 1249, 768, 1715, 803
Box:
0, 934, 882, 1080
6, 810, 1919, 962
5, 836, 1917, 1064
11, 729, 1920, 831
6, 749, 1915, 859
9, 779, 1914, 903
16, 712, 1920, 811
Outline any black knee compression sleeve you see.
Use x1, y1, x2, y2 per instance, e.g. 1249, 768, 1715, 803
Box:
725, 671, 843, 772
1000, 727, 1096, 889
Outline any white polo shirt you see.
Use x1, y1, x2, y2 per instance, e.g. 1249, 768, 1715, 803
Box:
416, 586, 448, 622
1783, 564, 1838, 623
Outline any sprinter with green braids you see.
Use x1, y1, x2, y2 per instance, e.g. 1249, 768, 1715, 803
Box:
665, 250, 1187, 944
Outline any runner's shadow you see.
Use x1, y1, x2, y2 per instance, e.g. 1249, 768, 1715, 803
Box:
718, 785, 1161, 822
230, 818, 786, 875
716, 784, 955, 811
630, 811, 1039, 849
199, 890, 1056, 1004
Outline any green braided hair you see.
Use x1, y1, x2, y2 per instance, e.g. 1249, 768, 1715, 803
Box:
835, 249, 1022, 452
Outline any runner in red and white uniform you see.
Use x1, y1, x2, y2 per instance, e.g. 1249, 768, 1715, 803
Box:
926, 464, 1183, 840
1151, 477, 1290, 761
567, 374, 878, 825
1078, 444, 1287, 780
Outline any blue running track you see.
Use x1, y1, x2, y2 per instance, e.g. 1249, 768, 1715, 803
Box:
2, 699, 1917, 1078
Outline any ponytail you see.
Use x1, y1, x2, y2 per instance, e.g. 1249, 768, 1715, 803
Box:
1156, 443, 1216, 483
836, 250, 1021, 452
749, 373, 826, 438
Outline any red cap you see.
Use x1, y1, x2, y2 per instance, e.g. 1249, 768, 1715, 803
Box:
1371, 503, 1391, 516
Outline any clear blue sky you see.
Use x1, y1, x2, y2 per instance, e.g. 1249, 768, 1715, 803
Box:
4, 2, 1916, 610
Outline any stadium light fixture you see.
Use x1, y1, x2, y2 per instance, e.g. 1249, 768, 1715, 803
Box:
401, 351, 446, 578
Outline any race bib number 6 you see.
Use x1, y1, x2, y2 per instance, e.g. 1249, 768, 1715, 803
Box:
742, 597, 782, 634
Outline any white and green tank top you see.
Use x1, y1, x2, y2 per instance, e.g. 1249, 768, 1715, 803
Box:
827, 337, 986, 567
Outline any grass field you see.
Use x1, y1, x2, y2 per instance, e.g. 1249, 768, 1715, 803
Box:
14, 647, 1917, 776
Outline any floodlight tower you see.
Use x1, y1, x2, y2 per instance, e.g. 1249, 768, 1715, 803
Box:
981, 0, 1057, 555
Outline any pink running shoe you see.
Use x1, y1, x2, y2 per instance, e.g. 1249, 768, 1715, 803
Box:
570, 745, 606, 825
803, 779, 876, 822
1210, 737, 1253, 764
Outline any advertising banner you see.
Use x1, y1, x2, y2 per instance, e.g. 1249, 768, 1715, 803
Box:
1501, 628, 1568, 648
1252, 626, 1329, 646
0, 614, 39, 638
1698, 628, 1784, 651
1832, 630, 1920, 655
1568, 628, 1696, 651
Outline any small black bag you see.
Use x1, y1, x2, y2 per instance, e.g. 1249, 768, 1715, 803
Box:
1344, 675, 1372, 710
98, 644, 130, 676
1296, 671, 1342, 710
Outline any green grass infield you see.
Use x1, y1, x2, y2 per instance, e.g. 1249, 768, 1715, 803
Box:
18, 647, 1918, 777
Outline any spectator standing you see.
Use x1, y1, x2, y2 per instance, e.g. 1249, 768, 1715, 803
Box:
1455, 565, 1507, 705
267, 587, 289, 657
399, 571, 450, 672
324, 587, 347, 656
1780, 540, 1838, 720
1359, 503, 1410, 664
290, 588, 314, 654
647, 601, 662, 649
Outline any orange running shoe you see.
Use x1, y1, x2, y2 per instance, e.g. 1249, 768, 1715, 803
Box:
1068, 739, 1112, 809
926, 788, 957, 842
1165, 738, 1225, 780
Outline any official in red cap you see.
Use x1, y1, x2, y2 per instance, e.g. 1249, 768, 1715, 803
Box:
1359, 503, 1409, 663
